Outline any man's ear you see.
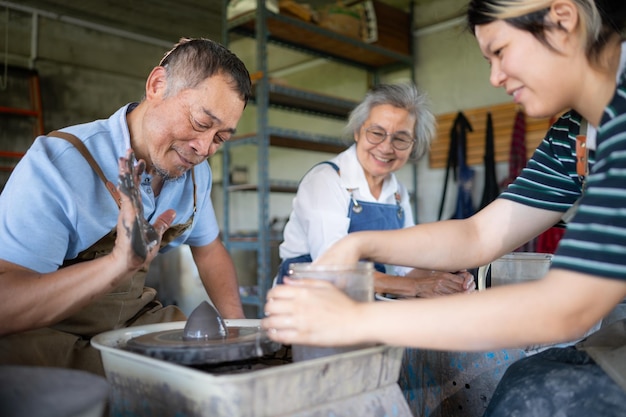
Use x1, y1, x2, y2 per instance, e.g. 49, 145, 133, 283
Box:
548, 0, 579, 33
145, 66, 168, 99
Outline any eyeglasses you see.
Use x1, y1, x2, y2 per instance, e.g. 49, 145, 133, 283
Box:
364, 127, 415, 151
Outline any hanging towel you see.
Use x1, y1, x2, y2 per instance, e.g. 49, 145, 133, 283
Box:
503, 109, 540, 251
500, 110, 527, 188
438, 112, 475, 220
537, 227, 565, 253
479, 112, 500, 210
536, 113, 570, 253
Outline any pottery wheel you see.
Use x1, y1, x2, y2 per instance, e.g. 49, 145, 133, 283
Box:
125, 326, 281, 365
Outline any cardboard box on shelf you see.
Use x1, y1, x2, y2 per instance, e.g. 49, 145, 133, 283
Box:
279, 0, 316, 22
227, 0, 279, 20
314, 1, 409, 53
317, 3, 364, 40
368, 0, 410, 55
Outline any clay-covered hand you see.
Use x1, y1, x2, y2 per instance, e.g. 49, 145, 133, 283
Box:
261, 277, 365, 347
114, 149, 176, 269
405, 269, 475, 298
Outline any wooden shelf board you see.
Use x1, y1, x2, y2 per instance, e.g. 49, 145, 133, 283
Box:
231, 12, 411, 69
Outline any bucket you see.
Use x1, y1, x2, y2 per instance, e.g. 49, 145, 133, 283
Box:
288, 261, 374, 361
477, 252, 553, 291
475, 252, 601, 355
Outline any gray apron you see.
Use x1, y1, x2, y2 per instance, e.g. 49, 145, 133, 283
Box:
484, 327, 626, 417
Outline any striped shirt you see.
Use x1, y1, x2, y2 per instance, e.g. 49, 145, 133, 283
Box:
500, 75, 626, 281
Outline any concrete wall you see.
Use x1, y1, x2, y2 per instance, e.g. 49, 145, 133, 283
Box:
221, 2, 513, 227
0, 5, 187, 190
1, 1, 519, 241
0, 2, 524, 313
413, 0, 512, 223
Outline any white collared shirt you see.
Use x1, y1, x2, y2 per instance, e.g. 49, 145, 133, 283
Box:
279, 144, 414, 275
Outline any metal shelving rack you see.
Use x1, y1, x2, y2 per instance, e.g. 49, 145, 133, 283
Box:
221, 0, 415, 316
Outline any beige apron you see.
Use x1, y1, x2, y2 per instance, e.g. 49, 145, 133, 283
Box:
0, 132, 195, 375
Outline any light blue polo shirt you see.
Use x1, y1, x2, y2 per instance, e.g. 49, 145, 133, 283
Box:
0, 104, 219, 273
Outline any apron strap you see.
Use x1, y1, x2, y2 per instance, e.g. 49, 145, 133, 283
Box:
47, 130, 121, 208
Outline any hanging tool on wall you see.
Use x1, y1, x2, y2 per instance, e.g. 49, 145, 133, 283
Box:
438, 111, 475, 220
1, 3, 8, 90
500, 109, 527, 188
479, 112, 500, 210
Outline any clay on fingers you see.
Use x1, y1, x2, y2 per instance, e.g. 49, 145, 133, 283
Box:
118, 151, 159, 260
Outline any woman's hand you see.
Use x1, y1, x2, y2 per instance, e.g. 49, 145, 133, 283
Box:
111, 149, 176, 272
404, 269, 475, 297
261, 277, 366, 347
375, 269, 475, 298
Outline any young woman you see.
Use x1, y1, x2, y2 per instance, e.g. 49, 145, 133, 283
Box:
262, 1, 626, 415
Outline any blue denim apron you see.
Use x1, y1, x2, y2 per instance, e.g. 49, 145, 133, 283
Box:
276, 162, 404, 283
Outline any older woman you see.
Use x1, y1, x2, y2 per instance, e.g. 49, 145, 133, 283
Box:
276, 83, 475, 297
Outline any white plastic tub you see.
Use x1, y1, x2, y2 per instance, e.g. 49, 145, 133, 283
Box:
92, 320, 412, 417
